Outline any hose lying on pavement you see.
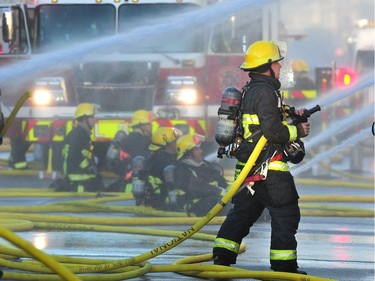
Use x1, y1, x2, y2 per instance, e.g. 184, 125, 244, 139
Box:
1, 134, 369, 280
0, 135, 269, 280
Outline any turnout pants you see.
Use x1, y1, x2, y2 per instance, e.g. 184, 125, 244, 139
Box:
213, 170, 301, 272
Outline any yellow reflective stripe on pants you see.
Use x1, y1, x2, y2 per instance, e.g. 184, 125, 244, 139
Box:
270, 249, 297, 261
213, 238, 240, 254
14, 161, 27, 169
268, 161, 290, 172
77, 185, 85, 193
68, 174, 96, 181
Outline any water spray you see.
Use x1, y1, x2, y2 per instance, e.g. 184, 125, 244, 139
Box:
305, 103, 373, 149
304, 74, 374, 110
292, 128, 371, 176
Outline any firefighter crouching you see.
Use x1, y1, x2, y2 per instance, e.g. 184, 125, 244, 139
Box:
212, 41, 310, 274
106, 109, 153, 193
143, 126, 182, 210
174, 134, 230, 217
50, 103, 105, 192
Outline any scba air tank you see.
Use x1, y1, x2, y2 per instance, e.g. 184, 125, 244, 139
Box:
131, 155, 146, 200
215, 87, 242, 147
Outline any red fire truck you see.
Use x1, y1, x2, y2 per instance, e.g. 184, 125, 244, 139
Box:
0, 0, 280, 170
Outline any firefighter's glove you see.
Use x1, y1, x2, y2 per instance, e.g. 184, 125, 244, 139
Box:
297, 122, 310, 138
283, 140, 305, 164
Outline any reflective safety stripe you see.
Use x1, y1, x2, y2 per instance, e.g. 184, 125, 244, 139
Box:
68, 174, 96, 181
79, 159, 90, 169
14, 161, 27, 169
268, 161, 290, 172
236, 159, 289, 173
242, 113, 260, 140
175, 189, 186, 196
77, 185, 85, 193
213, 238, 240, 254
125, 182, 132, 193
242, 114, 260, 124
148, 176, 162, 194
270, 249, 297, 261
286, 124, 298, 142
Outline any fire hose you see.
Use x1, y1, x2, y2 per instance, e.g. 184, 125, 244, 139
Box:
0, 91, 31, 141
0, 95, 335, 280
0, 135, 268, 280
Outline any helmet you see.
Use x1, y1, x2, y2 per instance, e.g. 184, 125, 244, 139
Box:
176, 134, 205, 160
291, 59, 309, 72
130, 110, 154, 127
75, 103, 95, 119
149, 127, 182, 151
240, 41, 284, 70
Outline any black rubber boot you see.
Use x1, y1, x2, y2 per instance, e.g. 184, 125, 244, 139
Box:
213, 256, 231, 267
294, 269, 307, 275
274, 269, 307, 275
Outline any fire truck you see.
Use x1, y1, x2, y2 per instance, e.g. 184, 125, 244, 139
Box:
311, 19, 374, 130
0, 0, 280, 170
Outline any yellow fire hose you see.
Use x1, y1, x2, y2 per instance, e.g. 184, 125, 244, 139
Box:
0, 91, 31, 139
0, 135, 268, 280
0, 91, 346, 280
0, 224, 81, 281
0, 212, 227, 226
295, 178, 373, 189
0, 135, 338, 280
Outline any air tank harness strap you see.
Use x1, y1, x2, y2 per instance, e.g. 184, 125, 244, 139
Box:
238, 151, 281, 195
242, 174, 265, 184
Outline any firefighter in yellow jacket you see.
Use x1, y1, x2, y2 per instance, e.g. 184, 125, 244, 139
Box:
53, 103, 105, 192
212, 41, 310, 274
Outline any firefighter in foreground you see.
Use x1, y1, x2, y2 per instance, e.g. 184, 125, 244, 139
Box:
143, 126, 182, 210
106, 109, 153, 192
174, 134, 229, 216
51, 103, 105, 192
212, 41, 310, 274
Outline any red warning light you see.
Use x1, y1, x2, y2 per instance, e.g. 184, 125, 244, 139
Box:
336, 67, 357, 88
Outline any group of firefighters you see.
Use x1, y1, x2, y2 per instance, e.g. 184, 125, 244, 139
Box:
7, 40, 313, 275
50, 105, 230, 217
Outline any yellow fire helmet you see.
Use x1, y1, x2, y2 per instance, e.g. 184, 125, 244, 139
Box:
74, 103, 95, 119
149, 127, 183, 151
291, 59, 309, 72
240, 40, 284, 71
176, 134, 205, 160
130, 109, 154, 127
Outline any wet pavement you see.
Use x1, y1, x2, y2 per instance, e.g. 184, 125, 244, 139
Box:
0, 171, 373, 281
